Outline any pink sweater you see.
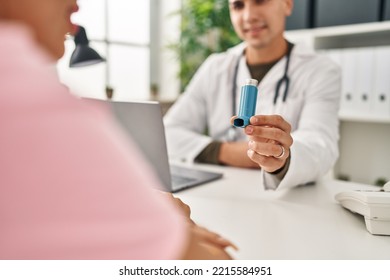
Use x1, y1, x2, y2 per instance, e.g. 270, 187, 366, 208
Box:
0, 23, 186, 260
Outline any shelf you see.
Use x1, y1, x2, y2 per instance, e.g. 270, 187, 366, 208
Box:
285, 21, 390, 49
339, 113, 390, 124
287, 21, 390, 37
286, 21, 390, 186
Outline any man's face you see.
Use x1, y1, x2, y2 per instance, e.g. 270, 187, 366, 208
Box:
0, 0, 79, 60
229, 0, 293, 49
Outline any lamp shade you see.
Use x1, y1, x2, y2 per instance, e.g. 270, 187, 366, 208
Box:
69, 26, 105, 67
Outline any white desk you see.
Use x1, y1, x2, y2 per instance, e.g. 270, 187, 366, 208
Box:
176, 164, 390, 259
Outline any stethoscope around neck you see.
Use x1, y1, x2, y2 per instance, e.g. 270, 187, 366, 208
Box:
227, 43, 294, 141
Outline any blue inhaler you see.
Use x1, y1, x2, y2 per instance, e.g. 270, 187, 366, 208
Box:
233, 79, 259, 128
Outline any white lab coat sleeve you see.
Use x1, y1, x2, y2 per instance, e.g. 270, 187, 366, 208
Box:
261, 59, 341, 190
164, 56, 216, 163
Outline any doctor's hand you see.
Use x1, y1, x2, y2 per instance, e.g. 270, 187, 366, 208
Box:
218, 141, 260, 169
241, 115, 293, 173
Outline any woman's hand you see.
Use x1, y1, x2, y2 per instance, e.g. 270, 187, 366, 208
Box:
191, 224, 238, 251
160, 191, 238, 258
183, 224, 238, 260
159, 191, 192, 220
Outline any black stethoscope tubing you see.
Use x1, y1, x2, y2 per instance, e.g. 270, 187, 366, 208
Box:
231, 44, 294, 117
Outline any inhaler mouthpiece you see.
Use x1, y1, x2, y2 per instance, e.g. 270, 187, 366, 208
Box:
233, 79, 259, 128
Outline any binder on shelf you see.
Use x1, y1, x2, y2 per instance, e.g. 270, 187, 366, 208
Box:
325, 48, 342, 66
339, 48, 358, 117
355, 48, 374, 115
372, 47, 390, 118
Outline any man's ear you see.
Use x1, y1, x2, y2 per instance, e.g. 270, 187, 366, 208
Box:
284, 0, 294, 17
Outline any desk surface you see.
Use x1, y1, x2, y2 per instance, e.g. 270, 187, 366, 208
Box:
176, 164, 390, 260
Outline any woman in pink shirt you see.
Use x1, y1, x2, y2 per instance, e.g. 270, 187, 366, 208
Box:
0, 0, 233, 259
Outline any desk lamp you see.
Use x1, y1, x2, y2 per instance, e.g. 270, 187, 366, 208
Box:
69, 25, 105, 67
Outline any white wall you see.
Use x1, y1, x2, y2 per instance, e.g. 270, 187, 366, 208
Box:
336, 121, 390, 185
158, 0, 181, 101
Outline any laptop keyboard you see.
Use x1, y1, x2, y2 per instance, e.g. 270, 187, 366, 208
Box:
169, 165, 223, 192
171, 174, 197, 187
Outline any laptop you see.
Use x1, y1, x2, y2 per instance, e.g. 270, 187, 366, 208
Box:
105, 100, 223, 193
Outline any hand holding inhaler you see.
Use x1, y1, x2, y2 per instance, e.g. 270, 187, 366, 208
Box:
233, 79, 259, 128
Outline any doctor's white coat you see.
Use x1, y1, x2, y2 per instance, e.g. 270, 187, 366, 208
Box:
164, 42, 341, 190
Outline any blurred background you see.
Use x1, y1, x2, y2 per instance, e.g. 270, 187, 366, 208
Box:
57, 0, 390, 186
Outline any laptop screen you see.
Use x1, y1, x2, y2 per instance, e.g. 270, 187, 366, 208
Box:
108, 101, 173, 191
90, 99, 222, 193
